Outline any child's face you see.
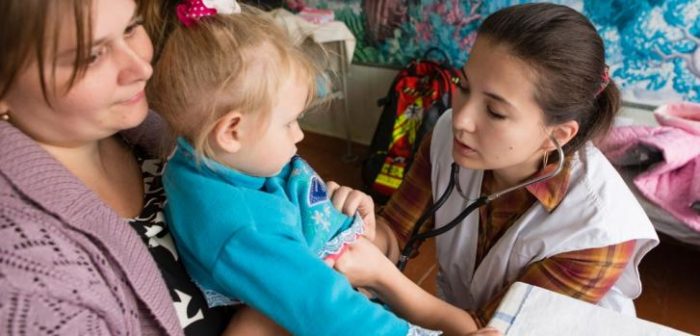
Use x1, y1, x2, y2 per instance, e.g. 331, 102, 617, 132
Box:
451, 36, 550, 179
1, 0, 153, 147
229, 75, 308, 177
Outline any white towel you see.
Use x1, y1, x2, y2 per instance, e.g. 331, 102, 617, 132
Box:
488, 282, 691, 336
268, 8, 356, 63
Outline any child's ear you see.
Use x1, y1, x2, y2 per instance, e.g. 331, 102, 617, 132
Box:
211, 111, 244, 153
542, 120, 579, 151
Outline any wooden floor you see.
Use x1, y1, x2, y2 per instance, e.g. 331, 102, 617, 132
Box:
298, 131, 700, 335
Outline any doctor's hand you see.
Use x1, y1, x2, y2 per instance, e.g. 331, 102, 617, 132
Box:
326, 181, 376, 241
332, 237, 396, 289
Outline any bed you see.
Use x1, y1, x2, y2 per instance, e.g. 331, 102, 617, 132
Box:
610, 104, 700, 248
617, 166, 700, 248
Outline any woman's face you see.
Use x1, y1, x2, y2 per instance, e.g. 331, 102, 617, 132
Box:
451, 36, 550, 179
1, 0, 153, 147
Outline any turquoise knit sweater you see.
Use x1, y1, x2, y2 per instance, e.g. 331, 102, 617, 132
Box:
163, 138, 412, 336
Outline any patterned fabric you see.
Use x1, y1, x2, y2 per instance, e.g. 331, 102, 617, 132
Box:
0, 115, 184, 336
475, 158, 573, 267
274, 156, 365, 259
383, 132, 636, 327
476, 240, 636, 327
176, 0, 218, 27
127, 147, 234, 335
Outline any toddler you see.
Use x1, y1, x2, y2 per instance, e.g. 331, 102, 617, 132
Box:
148, 1, 441, 335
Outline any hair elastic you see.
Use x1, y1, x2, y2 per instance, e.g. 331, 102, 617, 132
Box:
595, 65, 610, 97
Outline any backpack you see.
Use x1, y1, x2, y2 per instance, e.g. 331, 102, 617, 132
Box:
362, 49, 459, 204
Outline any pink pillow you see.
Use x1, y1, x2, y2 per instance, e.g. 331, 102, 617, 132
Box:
654, 102, 700, 135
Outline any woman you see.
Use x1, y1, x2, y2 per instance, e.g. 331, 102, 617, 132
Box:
0, 0, 501, 334
334, 3, 659, 330
0, 0, 234, 334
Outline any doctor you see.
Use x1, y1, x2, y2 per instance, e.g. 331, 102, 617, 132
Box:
332, 3, 659, 330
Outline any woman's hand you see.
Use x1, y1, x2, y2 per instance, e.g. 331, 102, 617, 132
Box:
326, 181, 376, 241
332, 237, 396, 289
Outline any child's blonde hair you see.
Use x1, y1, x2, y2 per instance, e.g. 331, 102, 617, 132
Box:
149, 5, 319, 158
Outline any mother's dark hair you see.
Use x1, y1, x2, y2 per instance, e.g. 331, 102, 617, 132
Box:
478, 3, 620, 154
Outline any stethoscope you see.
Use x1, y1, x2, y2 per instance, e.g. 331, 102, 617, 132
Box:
396, 135, 565, 271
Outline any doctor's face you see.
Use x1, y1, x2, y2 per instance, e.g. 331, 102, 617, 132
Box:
451, 36, 549, 175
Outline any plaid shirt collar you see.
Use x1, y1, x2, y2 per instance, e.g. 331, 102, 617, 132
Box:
524, 156, 573, 212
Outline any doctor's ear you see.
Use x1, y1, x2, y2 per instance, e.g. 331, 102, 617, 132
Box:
543, 120, 579, 151
210, 111, 244, 154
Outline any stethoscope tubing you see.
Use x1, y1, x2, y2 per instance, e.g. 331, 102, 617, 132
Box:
397, 136, 564, 271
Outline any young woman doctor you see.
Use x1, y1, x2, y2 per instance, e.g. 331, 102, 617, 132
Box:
330, 3, 659, 330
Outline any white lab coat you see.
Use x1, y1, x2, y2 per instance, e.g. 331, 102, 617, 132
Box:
430, 110, 659, 316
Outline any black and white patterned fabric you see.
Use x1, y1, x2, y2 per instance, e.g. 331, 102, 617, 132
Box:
127, 147, 234, 335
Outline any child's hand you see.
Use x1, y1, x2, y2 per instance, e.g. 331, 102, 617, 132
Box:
326, 181, 376, 241
332, 237, 394, 289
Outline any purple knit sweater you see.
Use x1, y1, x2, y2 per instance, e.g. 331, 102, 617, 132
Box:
0, 113, 183, 336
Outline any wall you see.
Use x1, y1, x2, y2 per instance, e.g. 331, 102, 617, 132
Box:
300, 64, 396, 145
300, 64, 657, 146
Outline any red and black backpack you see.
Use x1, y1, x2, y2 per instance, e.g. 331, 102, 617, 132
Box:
362, 48, 459, 203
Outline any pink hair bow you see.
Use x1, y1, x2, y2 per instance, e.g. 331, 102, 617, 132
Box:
176, 0, 241, 27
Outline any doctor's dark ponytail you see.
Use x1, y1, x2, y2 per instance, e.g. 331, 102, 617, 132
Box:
478, 3, 621, 154
591, 78, 621, 148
